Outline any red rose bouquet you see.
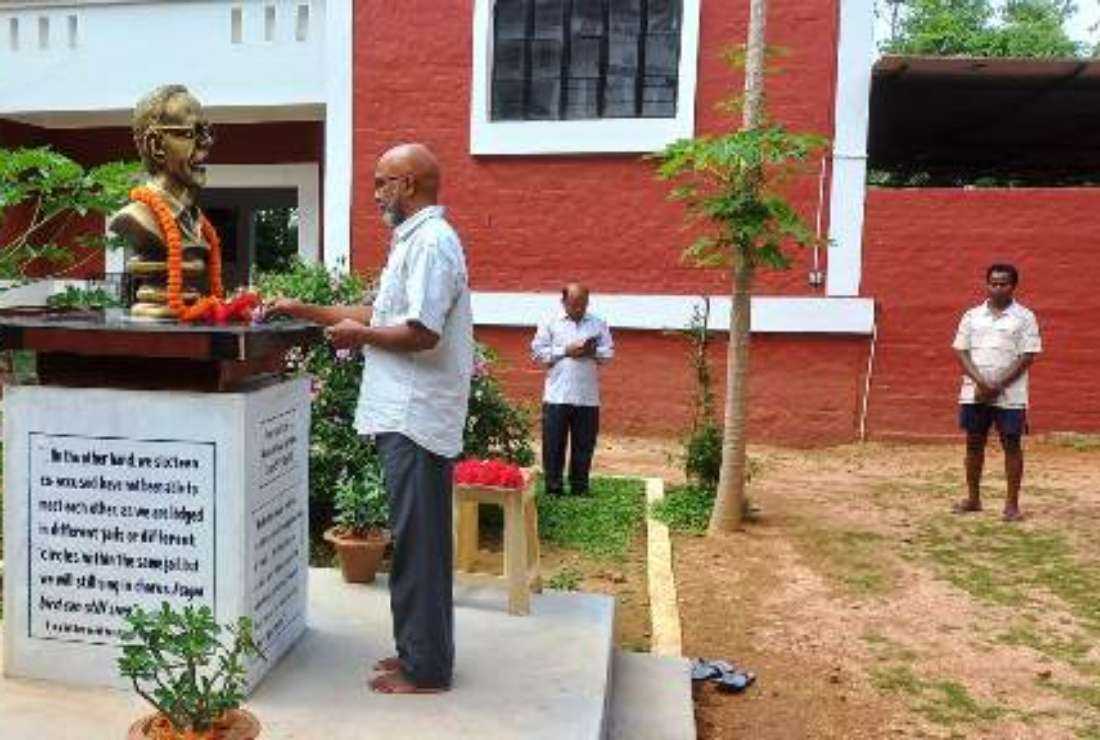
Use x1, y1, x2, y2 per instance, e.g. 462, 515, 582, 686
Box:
454, 458, 525, 489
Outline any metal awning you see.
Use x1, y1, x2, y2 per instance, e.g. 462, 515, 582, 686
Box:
870, 55, 1100, 172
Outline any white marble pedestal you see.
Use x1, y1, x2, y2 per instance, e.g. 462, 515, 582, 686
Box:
2, 377, 310, 691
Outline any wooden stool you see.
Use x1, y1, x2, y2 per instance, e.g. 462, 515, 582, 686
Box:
453, 471, 541, 615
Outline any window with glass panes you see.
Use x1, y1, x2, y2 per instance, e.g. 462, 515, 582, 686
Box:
491, 0, 682, 121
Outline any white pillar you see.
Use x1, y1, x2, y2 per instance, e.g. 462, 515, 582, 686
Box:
323, 0, 353, 274
826, 0, 876, 297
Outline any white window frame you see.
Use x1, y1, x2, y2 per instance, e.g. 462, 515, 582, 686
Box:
469, 0, 701, 156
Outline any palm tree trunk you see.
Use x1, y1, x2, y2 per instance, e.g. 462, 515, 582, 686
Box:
708, 0, 766, 535
709, 255, 753, 533
742, 0, 767, 130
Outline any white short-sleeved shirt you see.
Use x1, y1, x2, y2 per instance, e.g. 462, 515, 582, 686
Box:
354, 206, 474, 458
952, 300, 1041, 408
530, 311, 614, 406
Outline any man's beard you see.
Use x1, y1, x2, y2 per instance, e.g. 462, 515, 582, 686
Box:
381, 204, 405, 228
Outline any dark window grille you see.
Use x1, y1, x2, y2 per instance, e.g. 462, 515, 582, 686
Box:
491, 0, 682, 121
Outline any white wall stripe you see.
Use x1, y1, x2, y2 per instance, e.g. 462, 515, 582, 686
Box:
471, 292, 875, 334
826, 0, 876, 297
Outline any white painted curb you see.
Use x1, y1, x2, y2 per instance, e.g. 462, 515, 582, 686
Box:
644, 477, 683, 657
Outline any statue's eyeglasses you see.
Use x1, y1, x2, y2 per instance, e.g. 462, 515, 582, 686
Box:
153, 122, 215, 144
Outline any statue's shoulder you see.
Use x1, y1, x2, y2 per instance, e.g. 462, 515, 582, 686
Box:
108, 201, 163, 249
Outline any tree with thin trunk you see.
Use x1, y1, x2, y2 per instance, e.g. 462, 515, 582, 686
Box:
0, 147, 137, 282
653, 2, 826, 534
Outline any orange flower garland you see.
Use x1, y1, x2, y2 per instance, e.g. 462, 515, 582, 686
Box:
129, 187, 223, 317
199, 214, 223, 300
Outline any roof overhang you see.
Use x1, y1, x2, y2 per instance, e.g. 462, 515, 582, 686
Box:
870, 54, 1100, 172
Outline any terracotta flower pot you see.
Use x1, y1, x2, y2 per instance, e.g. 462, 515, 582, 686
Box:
324, 526, 390, 583
127, 709, 261, 740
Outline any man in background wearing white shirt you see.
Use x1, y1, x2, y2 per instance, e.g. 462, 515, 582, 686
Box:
269, 143, 472, 693
531, 284, 614, 496
952, 263, 1041, 522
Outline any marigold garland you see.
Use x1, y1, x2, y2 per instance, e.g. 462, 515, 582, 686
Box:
129, 187, 223, 317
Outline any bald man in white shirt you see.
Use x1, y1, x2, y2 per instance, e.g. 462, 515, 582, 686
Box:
531, 284, 614, 495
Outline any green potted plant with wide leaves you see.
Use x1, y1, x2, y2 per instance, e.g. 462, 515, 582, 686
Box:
118, 603, 264, 740
324, 457, 390, 583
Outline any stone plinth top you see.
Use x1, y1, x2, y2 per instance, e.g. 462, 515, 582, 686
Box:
0, 310, 323, 391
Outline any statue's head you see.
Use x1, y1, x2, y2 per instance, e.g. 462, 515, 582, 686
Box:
132, 84, 213, 193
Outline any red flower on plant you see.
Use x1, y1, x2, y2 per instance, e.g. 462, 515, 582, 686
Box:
454, 458, 525, 489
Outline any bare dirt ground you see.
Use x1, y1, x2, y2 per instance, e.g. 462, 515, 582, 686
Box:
593, 434, 1100, 740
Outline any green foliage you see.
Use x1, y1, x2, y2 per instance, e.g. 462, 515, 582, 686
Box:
918, 516, 1100, 631
117, 603, 262, 733
676, 299, 723, 490
684, 421, 723, 491
333, 454, 388, 535
465, 346, 535, 466
547, 566, 584, 591
651, 485, 715, 535
0, 147, 138, 281
883, 0, 1083, 58
255, 259, 534, 541
653, 125, 826, 272
45, 284, 121, 310
255, 260, 373, 532
870, 664, 1006, 725
536, 476, 646, 560
253, 207, 300, 274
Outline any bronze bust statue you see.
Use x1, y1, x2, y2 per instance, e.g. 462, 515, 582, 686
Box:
109, 85, 221, 319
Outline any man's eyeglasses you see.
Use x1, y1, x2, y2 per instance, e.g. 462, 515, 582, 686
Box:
153, 122, 215, 144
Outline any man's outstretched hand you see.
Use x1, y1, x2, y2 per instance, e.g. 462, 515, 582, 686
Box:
325, 318, 369, 350
263, 297, 304, 320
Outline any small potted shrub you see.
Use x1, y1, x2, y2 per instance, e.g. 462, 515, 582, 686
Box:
118, 603, 264, 740
324, 458, 390, 583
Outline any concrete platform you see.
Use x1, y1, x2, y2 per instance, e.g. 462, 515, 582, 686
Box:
608, 651, 695, 740
0, 568, 615, 740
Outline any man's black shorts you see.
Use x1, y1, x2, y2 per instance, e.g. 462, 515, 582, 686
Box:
958, 404, 1027, 437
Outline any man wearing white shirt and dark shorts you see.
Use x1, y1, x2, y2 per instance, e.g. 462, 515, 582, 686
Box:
531, 284, 614, 496
952, 263, 1041, 522
269, 143, 472, 693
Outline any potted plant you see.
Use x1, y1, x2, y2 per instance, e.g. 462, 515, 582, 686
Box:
324, 457, 391, 583
118, 603, 264, 740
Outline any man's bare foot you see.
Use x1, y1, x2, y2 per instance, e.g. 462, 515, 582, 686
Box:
372, 656, 402, 673
368, 671, 449, 695
1002, 507, 1024, 522
953, 499, 983, 514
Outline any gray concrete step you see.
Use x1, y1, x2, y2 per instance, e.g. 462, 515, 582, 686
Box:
1, 568, 617, 739
608, 650, 695, 740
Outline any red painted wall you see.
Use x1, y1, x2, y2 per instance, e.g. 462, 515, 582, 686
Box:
477, 326, 868, 445
0, 119, 45, 147
32, 121, 323, 167
351, 0, 840, 297
862, 188, 1100, 438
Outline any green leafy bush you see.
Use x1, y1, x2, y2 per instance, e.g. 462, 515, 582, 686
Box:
0, 147, 138, 280
256, 259, 535, 540
333, 454, 388, 536
465, 345, 535, 466
652, 485, 716, 535
46, 284, 121, 310
684, 421, 722, 491
255, 260, 372, 535
117, 604, 262, 734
